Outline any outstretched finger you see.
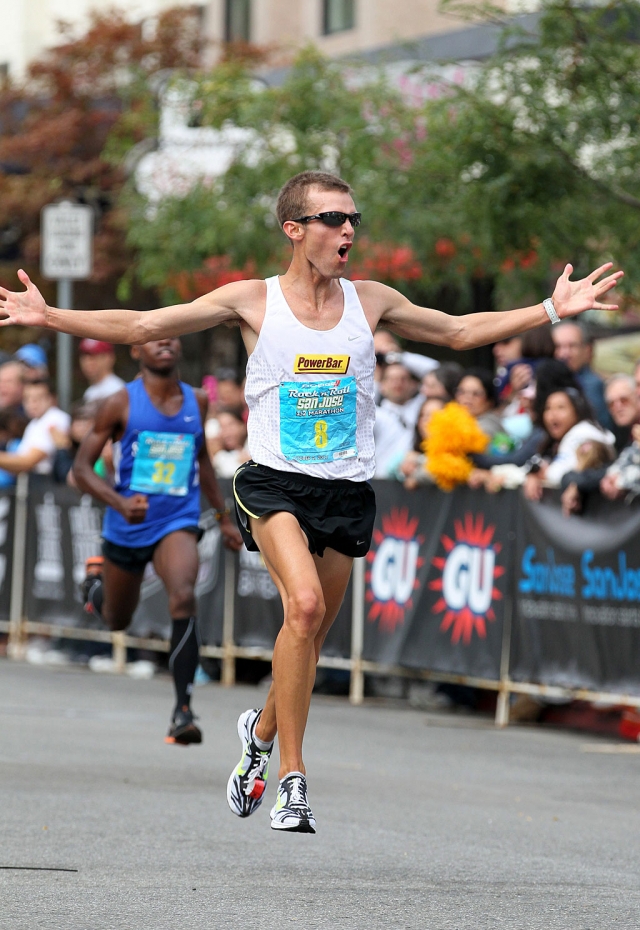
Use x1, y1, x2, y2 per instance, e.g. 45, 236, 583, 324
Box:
596, 271, 624, 293
17, 269, 32, 288
587, 262, 614, 283
593, 301, 619, 311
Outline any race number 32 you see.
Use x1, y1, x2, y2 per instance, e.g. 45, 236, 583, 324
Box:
151, 461, 176, 484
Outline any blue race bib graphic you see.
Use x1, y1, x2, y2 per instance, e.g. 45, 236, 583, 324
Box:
279, 377, 357, 464
130, 431, 195, 496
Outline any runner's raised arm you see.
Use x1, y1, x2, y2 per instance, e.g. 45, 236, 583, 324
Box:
362, 262, 624, 349
0, 270, 258, 344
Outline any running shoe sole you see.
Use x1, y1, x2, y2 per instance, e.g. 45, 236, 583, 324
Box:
165, 719, 202, 745
270, 817, 316, 834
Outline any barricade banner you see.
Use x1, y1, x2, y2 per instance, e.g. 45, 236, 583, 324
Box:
0, 488, 14, 620
24, 477, 102, 625
512, 491, 640, 693
20, 478, 640, 695
24, 479, 225, 643
363, 483, 512, 679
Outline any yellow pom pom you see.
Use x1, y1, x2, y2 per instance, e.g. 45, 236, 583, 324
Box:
422, 402, 489, 491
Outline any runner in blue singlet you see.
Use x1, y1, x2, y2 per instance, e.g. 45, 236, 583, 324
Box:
73, 338, 241, 744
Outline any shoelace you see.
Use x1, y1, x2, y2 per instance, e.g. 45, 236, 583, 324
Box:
243, 746, 269, 795
286, 777, 309, 812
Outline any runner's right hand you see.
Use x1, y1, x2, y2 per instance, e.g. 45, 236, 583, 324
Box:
120, 493, 149, 523
0, 270, 49, 328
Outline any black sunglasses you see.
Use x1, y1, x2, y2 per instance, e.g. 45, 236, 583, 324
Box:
292, 211, 362, 228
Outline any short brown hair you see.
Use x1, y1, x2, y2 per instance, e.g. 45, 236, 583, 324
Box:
276, 171, 353, 227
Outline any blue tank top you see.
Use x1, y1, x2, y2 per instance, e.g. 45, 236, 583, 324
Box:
102, 378, 203, 547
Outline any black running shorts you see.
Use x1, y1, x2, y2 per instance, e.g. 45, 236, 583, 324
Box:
102, 526, 200, 574
233, 461, 376, 559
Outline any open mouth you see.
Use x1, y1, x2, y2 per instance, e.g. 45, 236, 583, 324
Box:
338, 243, 351, 259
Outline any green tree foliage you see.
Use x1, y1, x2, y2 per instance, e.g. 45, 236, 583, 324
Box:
122, 1, 639, 316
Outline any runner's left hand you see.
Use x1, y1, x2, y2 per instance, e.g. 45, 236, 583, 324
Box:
552, 263, 624, 319
220, 515, 243, 551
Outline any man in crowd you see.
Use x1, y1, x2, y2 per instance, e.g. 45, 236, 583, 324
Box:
14, 343, 49, 383
0, 360, 25, 412
79, 339, 125, 402
552, 321, 613, 428
597, 368, 640, 504
73, 338, 242, 744
0, 378, 69, 476
492, 334, 523, 401
0, 170, 622, 834
373, 329, 437, 402
373, 362, 423, 477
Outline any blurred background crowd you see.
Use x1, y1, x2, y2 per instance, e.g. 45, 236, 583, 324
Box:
3, 318, 640, 529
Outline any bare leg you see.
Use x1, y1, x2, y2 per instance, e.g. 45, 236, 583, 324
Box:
249, 513, 353, 777
152, 530, 199, 618
101, 559, 144, 631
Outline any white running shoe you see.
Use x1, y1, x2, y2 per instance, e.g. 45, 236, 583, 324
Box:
227, 709, 272, 818
270, 772, 316, 833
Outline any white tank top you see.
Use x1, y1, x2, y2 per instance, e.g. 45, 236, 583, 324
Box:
245, 275, 376, 481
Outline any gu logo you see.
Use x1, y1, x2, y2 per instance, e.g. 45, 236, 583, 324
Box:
430, 513, 504, 645
366, 508, 425, 632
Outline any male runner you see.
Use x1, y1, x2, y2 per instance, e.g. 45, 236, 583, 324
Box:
0, 171, 622, 832
73, 337, 242, 744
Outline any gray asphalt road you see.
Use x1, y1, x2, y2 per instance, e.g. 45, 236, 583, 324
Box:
1, 661, 639, 930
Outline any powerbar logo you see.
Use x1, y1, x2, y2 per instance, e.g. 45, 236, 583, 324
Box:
294, 354, 350, 374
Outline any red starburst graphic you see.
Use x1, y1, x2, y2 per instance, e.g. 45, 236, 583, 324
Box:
430, 512, 505, 645
365, 507, 425, 633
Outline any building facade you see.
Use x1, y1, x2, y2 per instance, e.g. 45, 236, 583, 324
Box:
205, 0, 471, 59
0, 0, 199, 82
0, 0, 529, 83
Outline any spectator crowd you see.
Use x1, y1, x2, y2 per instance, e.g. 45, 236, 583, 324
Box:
1, 323, 637, 523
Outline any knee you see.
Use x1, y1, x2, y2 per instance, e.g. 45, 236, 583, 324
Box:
286, 587, 325, 639
167, 582, 196, 618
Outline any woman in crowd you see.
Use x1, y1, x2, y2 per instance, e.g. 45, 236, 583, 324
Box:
396, 396, 446, 489
421, 361, 463, 402
454, 368, 503, 439
524, 386, 615, 501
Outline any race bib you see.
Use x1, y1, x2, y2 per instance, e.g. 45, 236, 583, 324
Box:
279, 377, 357, 464
130, 431, 195, 496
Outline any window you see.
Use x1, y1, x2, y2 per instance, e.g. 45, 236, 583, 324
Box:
225, 0, 251, 42
323, 0, 355, 35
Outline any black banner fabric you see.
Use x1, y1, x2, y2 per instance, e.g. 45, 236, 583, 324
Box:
363, 483, 512, 679
24, 477, 103, 625
0, 488, 14, 620
24, 479, 226, 642
17, 478, 640, 696
511, 491, 640, 694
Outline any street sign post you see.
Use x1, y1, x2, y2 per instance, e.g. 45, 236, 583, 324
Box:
40, 201, 93, 411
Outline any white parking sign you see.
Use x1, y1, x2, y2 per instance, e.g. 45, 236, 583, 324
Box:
41, 201, 93, 280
